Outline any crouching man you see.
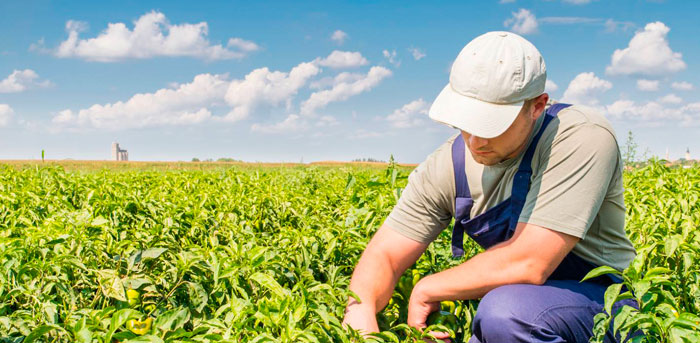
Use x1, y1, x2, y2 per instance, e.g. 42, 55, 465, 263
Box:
342, 31, 637, 343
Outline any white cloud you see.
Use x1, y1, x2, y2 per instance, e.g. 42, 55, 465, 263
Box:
561, 72, 612, 107
227, 38, 260, 52
331, 30, 348, 45
0, 69, 51, 93
636, 79, 659, 91
606, 100, 700, 127
0, 104, 13, 127
309, 72, 366, 90
499, 0, 516, 3
671, 81, 694, 91
545, 80, 559, 93
606, 22, 686, 76
382, 49, 400, 67
386, 98, 430, 128
52, 52, 391, 131
316, 115, 339, 127
301, 66, 392, 116
504, 8, 538, 35
54, 63, 320, 129
409, 47, 426, 60
315, 50, 368, 69
604, 19, 636, 33
250, 114, 339, 134
53, 73, 229, 129
53, 11, 256, 62
659, 93, 682, 104
223, 62, 321, 122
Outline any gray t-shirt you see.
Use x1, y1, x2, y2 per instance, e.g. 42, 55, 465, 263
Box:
385, 105, 636, 271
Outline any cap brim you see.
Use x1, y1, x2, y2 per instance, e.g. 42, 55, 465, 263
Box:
428, 84, 524, 139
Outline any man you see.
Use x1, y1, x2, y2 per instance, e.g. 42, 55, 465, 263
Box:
342, 31, 637, 342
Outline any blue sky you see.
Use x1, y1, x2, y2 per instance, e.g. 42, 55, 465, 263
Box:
1, 0, 698, 162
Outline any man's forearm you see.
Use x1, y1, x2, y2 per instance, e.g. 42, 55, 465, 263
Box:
343, 225, 429, 333
346, 247, 400, 313
411, 222, 578, 305
412, 245, 541, 304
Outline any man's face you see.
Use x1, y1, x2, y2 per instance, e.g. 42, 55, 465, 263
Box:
460, 103, 539, 166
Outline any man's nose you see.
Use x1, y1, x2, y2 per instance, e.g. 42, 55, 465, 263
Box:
469, 135, 489, 149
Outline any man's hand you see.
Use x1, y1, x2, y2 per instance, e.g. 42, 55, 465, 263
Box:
342, 302, 379, 336
408, 285, 451, 343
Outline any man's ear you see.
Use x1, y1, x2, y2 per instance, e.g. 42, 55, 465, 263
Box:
531, 93, 549, 120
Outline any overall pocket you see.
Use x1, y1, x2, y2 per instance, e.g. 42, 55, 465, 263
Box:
462, 200, 515, 250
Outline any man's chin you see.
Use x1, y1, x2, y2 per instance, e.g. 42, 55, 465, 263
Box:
471, 153, 501, 166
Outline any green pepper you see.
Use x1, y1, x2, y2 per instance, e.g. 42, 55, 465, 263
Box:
126, 317, 152, 335
397, 274, 414, 299
440, 301, 456, 314
427, 310, 459, 333
412, 269, 421, 286
126, 289, 141, 307
454, 301, 463, 318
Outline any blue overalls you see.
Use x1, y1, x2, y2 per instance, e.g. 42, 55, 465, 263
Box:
450, 104, 637, 343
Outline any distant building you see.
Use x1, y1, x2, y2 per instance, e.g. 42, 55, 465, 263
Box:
686, 147, 691, 161
111, 142, 129, 161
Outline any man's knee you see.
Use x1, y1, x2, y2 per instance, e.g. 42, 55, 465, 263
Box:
472, 284, 535, 341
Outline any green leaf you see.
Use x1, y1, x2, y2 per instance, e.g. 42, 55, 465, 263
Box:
98, 269, 127, 302
90, 216, 110, 227
368, 331, 400, 343
123, 335, 165, 343
664, 234, 683, 257
671, 312, 700, 331
24, 325, 62, 343
604, 283, 624, 316
105, 309, 141, 343
75, 327, 92, 343
154, 307, 190, 333
124, 278, 152, 290
612, 305, 637, 338
250, 272, 288, 298
347, 289, 362, 304
581, 266, 622, 282
186, 281, 209, 313
127, 248, 168, 270
643, 267, 672, 278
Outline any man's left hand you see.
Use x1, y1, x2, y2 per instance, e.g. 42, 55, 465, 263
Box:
408, 281, 452, 342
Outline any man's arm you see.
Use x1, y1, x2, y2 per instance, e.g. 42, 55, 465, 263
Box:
407, 222, 580, 328
343, 223, 429, 334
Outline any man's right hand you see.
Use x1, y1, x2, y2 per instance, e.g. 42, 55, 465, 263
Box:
342, 303, 379, 335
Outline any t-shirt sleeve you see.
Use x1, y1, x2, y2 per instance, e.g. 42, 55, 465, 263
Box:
384, 138, 456, 243
518, 119, 621, 239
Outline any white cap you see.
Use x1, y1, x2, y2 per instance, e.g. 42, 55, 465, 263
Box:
429, 31, 546, 138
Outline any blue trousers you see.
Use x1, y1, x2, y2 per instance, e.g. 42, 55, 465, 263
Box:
468, 280, 637, 343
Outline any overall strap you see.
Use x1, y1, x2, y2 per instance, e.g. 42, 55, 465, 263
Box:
451, 134, 473, 257
451, 134, 471, 200
509, 103, 572, 229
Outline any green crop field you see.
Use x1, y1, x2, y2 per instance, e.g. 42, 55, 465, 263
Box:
0, 161, 698, 342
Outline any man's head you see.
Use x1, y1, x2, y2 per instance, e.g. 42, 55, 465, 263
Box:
429, 31, 548, 165
461, 93, 548, 165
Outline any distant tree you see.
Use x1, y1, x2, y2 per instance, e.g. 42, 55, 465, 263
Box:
192, 157, 200, 162
351, 157, 386, 163
622, 130, 638, 166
